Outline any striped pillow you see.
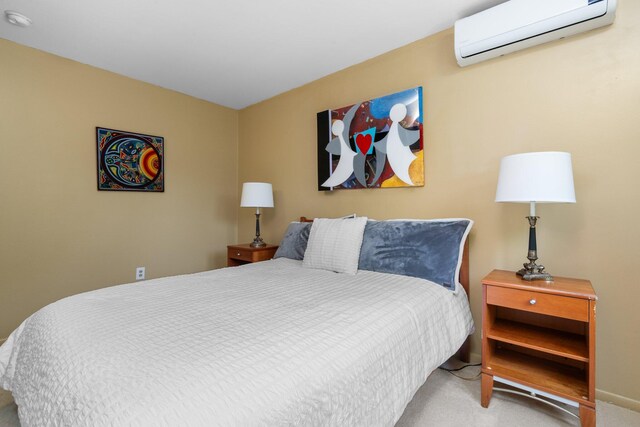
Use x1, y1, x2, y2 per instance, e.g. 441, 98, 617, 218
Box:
303, 217, 367, 275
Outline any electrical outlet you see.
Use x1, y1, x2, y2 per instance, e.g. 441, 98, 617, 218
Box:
136, 267, 145, 281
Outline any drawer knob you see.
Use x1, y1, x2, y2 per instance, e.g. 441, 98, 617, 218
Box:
236, 252, 241, 256
529, 299, 537, 305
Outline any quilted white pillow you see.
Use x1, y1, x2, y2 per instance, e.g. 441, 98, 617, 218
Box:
303, 217, 368, 275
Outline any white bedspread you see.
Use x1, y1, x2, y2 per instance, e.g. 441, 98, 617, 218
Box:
0, 259, 473, 426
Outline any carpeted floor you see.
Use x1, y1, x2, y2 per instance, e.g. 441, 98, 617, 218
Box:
1, 366, 638, 426
396, 366, 640, 427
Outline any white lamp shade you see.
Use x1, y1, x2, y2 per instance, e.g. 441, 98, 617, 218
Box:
240, 182, 274, 208
495, 152, 576, 203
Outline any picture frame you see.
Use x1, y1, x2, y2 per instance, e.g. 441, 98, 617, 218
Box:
96, 127, 164, 192
317, 87, 423, 191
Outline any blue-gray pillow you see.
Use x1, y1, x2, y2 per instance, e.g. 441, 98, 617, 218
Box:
358, 219, 472, 291
274, 222, 312, 260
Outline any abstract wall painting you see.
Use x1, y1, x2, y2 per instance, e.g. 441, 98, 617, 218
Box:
96, 127, 164, 192
317, 87, 423, 191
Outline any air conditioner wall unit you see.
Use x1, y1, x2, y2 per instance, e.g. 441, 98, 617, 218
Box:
454, 0, 617, 67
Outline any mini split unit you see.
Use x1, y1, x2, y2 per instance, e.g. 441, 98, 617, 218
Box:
454, 0, 617, 67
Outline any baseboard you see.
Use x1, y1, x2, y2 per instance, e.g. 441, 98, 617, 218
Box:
596, 389, 640, 412
472, 352, 639, 412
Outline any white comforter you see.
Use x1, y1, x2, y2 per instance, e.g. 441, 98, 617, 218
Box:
0, 259, 473, 426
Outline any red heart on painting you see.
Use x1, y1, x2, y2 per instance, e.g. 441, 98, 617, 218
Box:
356, 133, 372, 154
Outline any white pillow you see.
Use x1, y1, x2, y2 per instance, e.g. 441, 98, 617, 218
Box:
303, 217, 368, 275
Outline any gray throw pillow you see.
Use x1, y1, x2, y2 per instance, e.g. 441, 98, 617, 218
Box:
358, 219, 472, 291
273, 222, 312, 260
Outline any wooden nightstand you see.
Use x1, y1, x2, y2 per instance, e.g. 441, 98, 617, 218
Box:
227, 244, 278, 267
481, 270, 597, 427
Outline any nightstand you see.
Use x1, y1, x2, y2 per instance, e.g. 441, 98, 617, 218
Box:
481, 270, 597, 427
227, 244, 278, 267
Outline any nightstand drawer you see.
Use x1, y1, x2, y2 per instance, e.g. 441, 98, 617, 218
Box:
229, 247, 254, 262
486, 286, 589, 322
227, 244, 279, 267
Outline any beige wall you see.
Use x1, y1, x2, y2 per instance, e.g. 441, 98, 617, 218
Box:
239, 0, 640, 403
0, 39, 239, 339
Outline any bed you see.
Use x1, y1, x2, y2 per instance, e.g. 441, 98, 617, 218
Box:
0, 217, 474, 426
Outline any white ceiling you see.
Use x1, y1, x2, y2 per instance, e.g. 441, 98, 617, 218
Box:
0, 0, 503, 109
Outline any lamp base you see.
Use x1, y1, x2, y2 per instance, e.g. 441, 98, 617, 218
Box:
250, 237, 266, 248
250, 211, 266, 248
516, 261, 553, 282
517, 267, 553, 282
517, 215, 553, 282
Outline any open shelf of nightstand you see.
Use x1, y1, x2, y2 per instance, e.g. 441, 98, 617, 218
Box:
488, 347, 588, 403
487, 319, 588, 362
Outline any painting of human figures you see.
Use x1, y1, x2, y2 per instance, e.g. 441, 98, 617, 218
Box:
316, 87, 423, 191
96, 127, 164, 192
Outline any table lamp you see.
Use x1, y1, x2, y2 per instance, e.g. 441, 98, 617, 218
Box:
495, 152, 576, 281
240, 182, 274, 248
